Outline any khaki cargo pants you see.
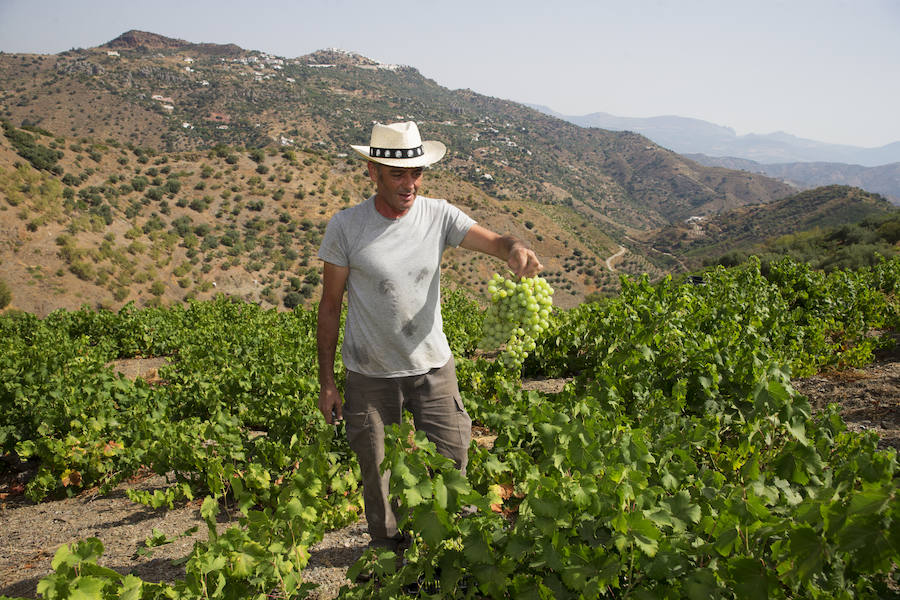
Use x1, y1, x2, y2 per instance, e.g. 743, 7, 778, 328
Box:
343, 357, 471, 545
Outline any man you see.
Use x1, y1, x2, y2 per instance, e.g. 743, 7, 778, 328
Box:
316, 121, 542, 551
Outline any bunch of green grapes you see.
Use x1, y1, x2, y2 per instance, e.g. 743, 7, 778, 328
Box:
480, 273, 554, 369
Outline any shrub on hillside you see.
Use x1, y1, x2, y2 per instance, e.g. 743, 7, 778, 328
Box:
248, 148, 265, 163
283, 291, 302, 309
877, 218, 900, 244
0, 279, 11, 309
68, 261, 95, 281
2, 120, 63, 173
131, 176, 149, 192
61, 173, 80, 187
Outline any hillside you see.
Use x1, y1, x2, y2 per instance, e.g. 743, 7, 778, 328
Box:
641, 185, 897, 271
0, 120, 636, 315
0, 33, 794, 232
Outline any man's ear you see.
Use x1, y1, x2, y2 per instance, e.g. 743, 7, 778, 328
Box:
367, 161, 379, 183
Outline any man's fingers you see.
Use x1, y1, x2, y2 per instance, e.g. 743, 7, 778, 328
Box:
509, 248, 543, 278
514, 252, 543, 278
319, 398, 334, 424
319, 391, 343, 425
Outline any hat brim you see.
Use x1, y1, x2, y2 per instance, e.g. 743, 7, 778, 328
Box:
350, 140, 446, 168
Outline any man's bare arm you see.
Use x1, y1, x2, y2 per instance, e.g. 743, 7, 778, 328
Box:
316, 261, 349, 424
460, 224, 543, 278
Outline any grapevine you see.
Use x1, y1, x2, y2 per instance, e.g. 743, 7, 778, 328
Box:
480, 273, 554, 369
3, 257, 900, 599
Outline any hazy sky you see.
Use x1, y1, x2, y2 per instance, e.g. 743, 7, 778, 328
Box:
1, 0, 898, 148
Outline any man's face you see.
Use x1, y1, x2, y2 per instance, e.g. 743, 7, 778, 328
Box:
369, 162, 424, 218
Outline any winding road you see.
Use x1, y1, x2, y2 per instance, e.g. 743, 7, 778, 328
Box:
606, 245, 627, 272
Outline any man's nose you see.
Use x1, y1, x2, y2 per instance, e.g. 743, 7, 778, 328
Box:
396, 175, 416, 190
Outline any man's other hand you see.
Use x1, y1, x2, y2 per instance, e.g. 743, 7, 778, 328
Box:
318, 382, 343, 424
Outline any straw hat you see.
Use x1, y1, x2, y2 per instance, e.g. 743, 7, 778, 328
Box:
351, 121, 446, 167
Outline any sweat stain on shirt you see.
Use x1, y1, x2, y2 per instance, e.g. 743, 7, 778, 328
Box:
401, 320, 418, 338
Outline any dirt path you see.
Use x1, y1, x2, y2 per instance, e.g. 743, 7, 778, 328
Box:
0, 472, 368, 600
1, 359, 897, 599
605, 245, 627, 272
622, 235, 690, 273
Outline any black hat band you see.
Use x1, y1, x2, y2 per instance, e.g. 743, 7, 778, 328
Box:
370, 146, 425, 159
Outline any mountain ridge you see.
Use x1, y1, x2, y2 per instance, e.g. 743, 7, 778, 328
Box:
102, 30, 192, 50
684, 154, 900, 204
529, 104, 900, 167
100, 29, 244, 56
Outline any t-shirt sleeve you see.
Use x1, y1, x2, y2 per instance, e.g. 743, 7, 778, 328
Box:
444, 203, 476, 248
317, 215, 348, 266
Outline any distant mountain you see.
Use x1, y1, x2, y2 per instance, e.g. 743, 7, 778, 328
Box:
684, 154, 900, 204
529, 105, 900, 167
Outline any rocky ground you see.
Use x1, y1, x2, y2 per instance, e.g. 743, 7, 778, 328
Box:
793, 353, 900, 454
1, 354, 897, 599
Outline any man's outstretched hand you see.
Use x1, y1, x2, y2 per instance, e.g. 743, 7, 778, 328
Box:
508, 245, 543, 279
460, 226, 543, 279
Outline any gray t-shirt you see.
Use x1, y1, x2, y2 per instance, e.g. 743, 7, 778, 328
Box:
318, 195, 476, 377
